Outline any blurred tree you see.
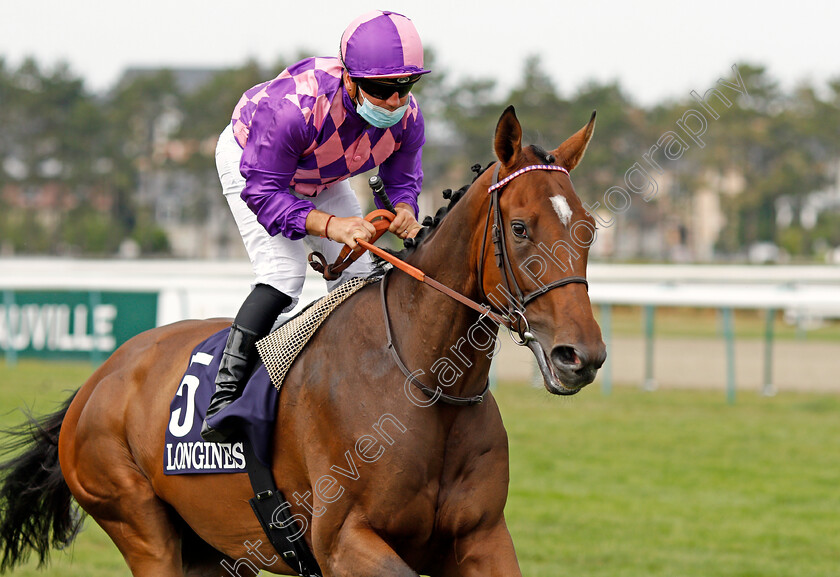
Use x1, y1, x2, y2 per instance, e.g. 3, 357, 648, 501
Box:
0, 58, 117, 254
59, 206, 125, 255
176, 60, 266, 151
2, 54, 839, 262
711, 64, 835, 255
104, 69, 184, 233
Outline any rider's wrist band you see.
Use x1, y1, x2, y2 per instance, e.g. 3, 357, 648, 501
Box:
323, 214, 335, 239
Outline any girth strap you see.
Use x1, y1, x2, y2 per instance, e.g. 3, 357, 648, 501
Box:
242, 440, 323, 577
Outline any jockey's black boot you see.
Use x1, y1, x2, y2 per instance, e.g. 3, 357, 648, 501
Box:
200, 284, 291, 443
200, 323, 260, 442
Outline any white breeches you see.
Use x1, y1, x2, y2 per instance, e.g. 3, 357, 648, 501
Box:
216, 124, 374, 312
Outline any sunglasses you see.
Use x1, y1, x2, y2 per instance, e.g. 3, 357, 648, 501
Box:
354, 76, 420, 100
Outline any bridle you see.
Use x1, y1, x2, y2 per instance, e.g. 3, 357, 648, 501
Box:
478, 162, 589, 345
381, 161, 590, 406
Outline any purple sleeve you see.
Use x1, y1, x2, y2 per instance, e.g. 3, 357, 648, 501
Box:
239, 98, 315, 240
377, 105, 425, 217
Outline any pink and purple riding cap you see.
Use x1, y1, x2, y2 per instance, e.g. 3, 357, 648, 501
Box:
230, 11, 431, 240
340, 10, 431, 78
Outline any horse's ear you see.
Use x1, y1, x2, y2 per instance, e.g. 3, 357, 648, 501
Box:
552, 111, 596, 171
494, 105, 523, 168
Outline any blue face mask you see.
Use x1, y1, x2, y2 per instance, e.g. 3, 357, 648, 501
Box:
356, 95, 409, 129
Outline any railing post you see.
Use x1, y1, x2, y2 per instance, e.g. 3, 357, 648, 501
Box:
600, 303, 612, 396
642, 305, 656, 391
721, 307, 736, 405
762, 308, 776, 396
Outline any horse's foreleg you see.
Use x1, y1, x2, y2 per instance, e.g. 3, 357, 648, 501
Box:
439, 518, 523, 577
319, 522, 419, 577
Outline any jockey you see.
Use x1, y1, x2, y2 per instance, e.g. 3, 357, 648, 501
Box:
201, 10, 430, 443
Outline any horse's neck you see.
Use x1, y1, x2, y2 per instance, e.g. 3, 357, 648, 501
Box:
410, 183, 487, 296
387, 185, 495, 397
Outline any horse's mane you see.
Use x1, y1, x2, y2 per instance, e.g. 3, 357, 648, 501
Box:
384, 145, 556, 261
381, 162, 492, 264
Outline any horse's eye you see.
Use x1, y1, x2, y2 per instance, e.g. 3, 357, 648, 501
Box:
511, 221, 528, 238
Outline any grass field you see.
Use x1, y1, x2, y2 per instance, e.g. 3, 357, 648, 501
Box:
1, 360, 839, 576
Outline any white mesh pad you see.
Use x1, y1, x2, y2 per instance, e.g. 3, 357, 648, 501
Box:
256, 277, 374, 390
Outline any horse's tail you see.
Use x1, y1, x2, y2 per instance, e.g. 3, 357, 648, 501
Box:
0, 392, 83, 571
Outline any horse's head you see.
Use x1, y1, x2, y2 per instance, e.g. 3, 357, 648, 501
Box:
478, 106, 606, 394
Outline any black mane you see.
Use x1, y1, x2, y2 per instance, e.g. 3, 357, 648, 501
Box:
386, 146, 553, 261
383, 162, 494, 262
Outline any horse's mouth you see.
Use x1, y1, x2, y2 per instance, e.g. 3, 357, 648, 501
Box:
526, 339, 594, 396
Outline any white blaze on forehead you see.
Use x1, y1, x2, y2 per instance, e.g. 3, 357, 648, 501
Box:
550, 195, 572, 226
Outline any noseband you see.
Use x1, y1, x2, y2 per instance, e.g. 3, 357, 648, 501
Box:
379, 162, 590, 407
479, 162, 589, 344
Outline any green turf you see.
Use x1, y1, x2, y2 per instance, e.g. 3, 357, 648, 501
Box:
0, 362, 131, 577
1, 360, 838, 576
498, 383, 840, 577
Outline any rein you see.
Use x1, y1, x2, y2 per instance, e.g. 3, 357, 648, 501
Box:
374, 162, 589, 406
380, 270, 490, 406
356, 238, 508, 326
311, 162, 590, 406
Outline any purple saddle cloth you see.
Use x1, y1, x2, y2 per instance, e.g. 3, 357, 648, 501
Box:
163, 327, 279, 475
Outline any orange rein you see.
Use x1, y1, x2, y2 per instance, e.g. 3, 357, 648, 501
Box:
308, 208, 508, 326
354, 238, 423, 281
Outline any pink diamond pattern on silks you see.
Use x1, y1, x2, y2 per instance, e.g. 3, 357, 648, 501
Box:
291, 182, 322, 196
284, 93, 302, 110
302, 137, 319, 157
314, 131, 346, 168
394, 98, 419, 131
310, 94, 331, 132
232, 95, 250, 122
292, 71, 319, 101
232, 100, 250, 146
345, 134, 371, 172
232, 83, 270, 122
370, 131, 397, 166
406, 98, 420, 122
314, 58, 343, 78
294, 168, 323, 180
329, 89, 348, 131
233, 123, 250, 147
250, 86, 271, 107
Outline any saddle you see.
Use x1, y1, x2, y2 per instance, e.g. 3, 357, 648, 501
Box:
164, 275, 374, 473
163, 277, 373, 577
256, 276, 375, 389
164, 205, 392, 576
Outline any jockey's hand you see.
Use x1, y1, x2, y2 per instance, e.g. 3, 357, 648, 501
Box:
329, 216, 377, 250
389, 203, 423, 239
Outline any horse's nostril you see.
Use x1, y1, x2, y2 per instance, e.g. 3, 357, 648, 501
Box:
551, 345, 580, 368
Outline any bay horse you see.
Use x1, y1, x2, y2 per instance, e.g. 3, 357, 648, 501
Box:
0, 106, 605, 576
